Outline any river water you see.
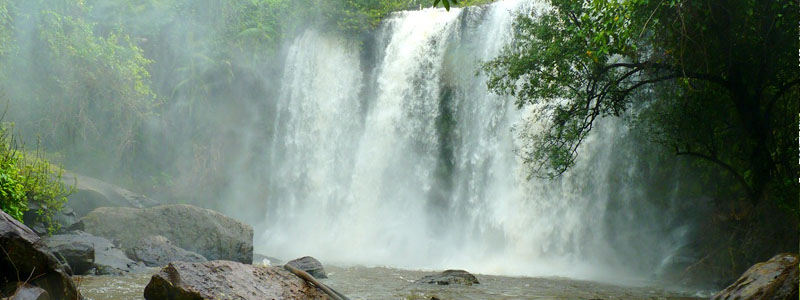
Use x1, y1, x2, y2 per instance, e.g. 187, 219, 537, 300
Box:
77, 266, 706, 300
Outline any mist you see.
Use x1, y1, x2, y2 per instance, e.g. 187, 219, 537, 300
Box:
1, 0, 715, 285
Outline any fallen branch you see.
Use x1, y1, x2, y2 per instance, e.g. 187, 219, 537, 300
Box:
284, 264, 351, 300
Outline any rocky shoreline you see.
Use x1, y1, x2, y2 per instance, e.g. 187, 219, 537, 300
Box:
1, 173, 797, 300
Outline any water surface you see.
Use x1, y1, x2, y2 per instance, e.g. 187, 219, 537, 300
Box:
78, 265, 704, 300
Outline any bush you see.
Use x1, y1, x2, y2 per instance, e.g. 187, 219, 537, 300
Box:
0, 122, 72, 233
0, 152, 26, 220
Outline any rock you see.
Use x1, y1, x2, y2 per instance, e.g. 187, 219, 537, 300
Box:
0, 210, 79, 300
712, 253, 798, 300
81, 204, 253, 264
4, 284, 50, 300
43, 235, 94, 275
128, 235, 207, 267
286, 256, 327, 279
60, 172, 159, 217
21, 203, 80, 236
143, 260, 327, 300
415, 270, 479, 286
253, 253, 283, 266
44, 231, 144, 275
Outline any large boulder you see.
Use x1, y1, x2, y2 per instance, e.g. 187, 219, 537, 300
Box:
143, 260, 327, 300
712, 253, 798, 300
42, 235, 94, 275
286, 256, 327, 279
81, 204, 253, 264
44, 231, 145, 275
128, 235, 207, 267
415, 270, 480, 286
60, 172, 159, 217
0, 210, 79, 300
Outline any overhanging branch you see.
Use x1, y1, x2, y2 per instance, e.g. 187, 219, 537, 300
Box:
600, 61, 729, 88
675, 148, 755, 202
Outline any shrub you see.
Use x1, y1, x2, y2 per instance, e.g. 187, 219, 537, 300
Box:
0, 122, 72, 233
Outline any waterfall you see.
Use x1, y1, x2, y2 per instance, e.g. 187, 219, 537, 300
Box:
240, 0, 691, 282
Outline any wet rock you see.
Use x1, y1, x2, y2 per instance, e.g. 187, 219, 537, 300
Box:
60, 172, 159, 217
43, 235, 94, 275
128, 235, 207, 267
22, 203, 80, 236
81, 204, 253, 264
44, 231, 144, 275
0, 210, 79, 300
4, 284, 50, 300
415, 270, 479, 286
712, 253, 798, 300
286, 256, 327, 279
143, 260, 327, 300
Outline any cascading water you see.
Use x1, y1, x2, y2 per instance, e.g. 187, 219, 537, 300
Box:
237, 0, 692, 282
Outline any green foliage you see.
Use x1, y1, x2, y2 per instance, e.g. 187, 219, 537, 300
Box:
434, 0, 493, 11
484, 0, 799, 205
0, 137, 26, 220
0, 1, 157, 179
319, 0, 494, 35
433, 0, 455, 10
0, 123, 72, 232
484, 0, 642, 177
36, 9, 156, 146
226, 0, 291, 58
484, 0, 798, 281
307, 0, 421, 36
19, 150, 72, 234
0, 0, 13, 66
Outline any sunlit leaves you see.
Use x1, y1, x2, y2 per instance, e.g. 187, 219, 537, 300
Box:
484, 0, 800, 189
433, 0, 457, 10
433, 0, 493, 11
0, 124, 71, 232
16, 7, 156, 170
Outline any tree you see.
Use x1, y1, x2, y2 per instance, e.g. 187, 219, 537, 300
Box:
434, 0, 494, 11
483, 0, 798, 209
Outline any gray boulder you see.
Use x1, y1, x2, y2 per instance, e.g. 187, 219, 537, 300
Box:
712, 253, 798, 300
128, 235, 207, 267
44, 231, 144, 275
0, 210, 79, 300
415, 270, 480, 286
143, 260, 327, 300
43, 235, 94, 275
60, 172, 159, 217
81, 204, 253, 264
286, 256, 327, 279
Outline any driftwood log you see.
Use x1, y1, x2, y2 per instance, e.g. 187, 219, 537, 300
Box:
283, 264, 350, 300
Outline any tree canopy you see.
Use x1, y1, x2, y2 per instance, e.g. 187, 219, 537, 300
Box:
482, 0, 798, 281
484, 0, 798, 208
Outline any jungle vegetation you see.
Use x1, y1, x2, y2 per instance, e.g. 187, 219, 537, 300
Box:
484, 0, 799, 281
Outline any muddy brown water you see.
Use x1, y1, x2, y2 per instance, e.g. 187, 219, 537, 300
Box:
77, 265, 708, 300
